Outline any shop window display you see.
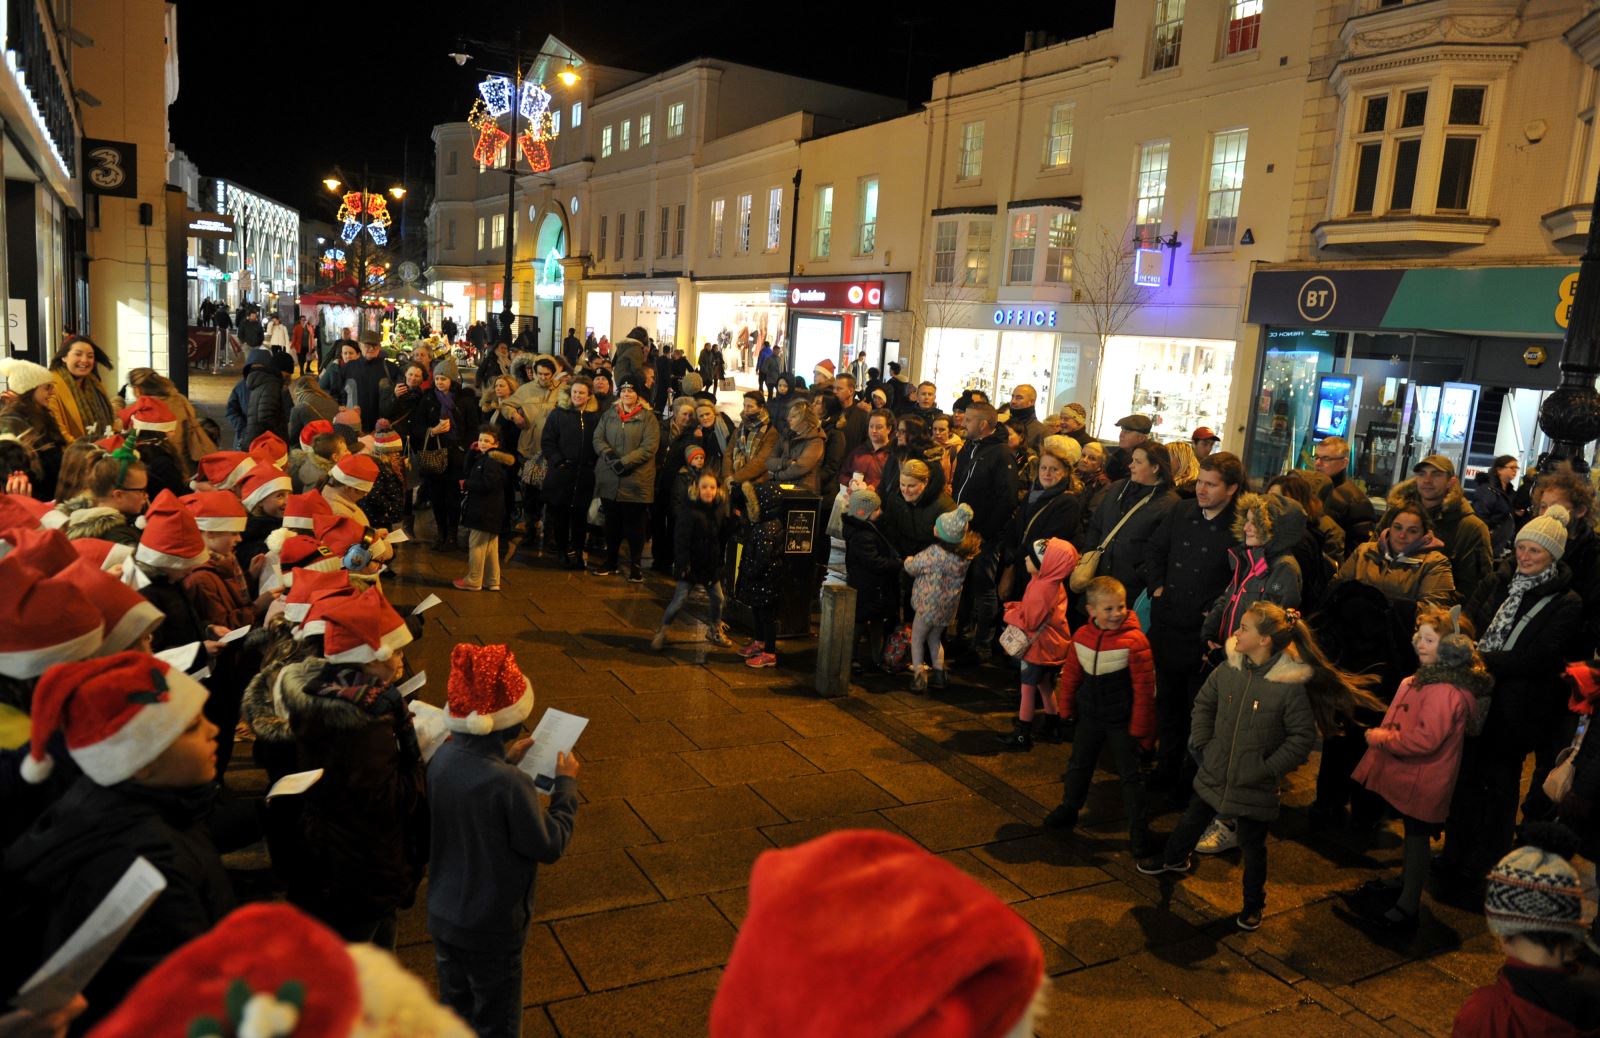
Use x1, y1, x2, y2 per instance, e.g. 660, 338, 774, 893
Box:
997, 332, 1058, 412
1247, 331, 1334, 486
1096, 335, 1233, 444
923, 328, 1000, 400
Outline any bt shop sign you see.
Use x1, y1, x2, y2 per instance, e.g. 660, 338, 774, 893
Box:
993, 307, 1057, 329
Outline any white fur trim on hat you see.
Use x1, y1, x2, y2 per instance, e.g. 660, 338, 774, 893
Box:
132, 417, 178, 433
331, 467, 375, 494
99, 600, 165, 655
66, 667, 209, 786
444, 676, 533, 735
325, 620, 413, 664
134, 541, 210, 572
193, 514, 248, 533
40, 510, 68, 532
241, 472, 292, 512
0, 622, 105, 680
283, 515, 315, 531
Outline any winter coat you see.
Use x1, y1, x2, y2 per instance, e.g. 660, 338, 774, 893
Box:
268, 658, 428, 920
409, 385, 479, 477
240, 348, 288, 446
905, 543, 970, 627
767, 389, 802, 429
364, 457, 407, 531
136, 437, 188, 501
1057, 613, 1156, 739
839, 440, 891, 492
508, 377, 563, 460
593, 401, 660, 504
58, 497, 141, 546
843, 514, 902, 621
183, 553, 256, 630
1190, 641, 1318, 822
1077, 478, 1179, 606
1148, 498, 1237, 637
766, 429, 826, 492
1352, 664, 1487, 824
1000, 483, 1083, 598
735, 485, 786, 609
236, 512, 279, 577
880, 486, 955, 559
1451, 961, 1600, 1038
879, 445, 948, 503
1330, 530, 1457, 608
2, 779, 234, 1031
1002, 538, 1079, 666
1466, 560, 1584, 754
540, 388, 599, 507
461, 447, 516, 533
674, 490, 731, 584
1385, 478, 1494, 603
1319, 470, 1375, 556
951, 427, 1021, 541
287, 395, 341, 451
611, 336, 646, 391
140, 570, 210, 652
1203, 493, 1305, 644
377, 383, 423, 440
48, 368, 116, 442
343, 355, 402, 432
1006, 406, 1046, 452
1472, 473, 1518, 557
295, 451, 334, 492
819, 427, 847, 494
727, 415, 778, 484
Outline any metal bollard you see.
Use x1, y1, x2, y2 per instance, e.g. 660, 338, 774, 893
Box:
814, 584, 857, 698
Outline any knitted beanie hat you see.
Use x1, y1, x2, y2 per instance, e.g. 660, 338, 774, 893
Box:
6, 360, 52, 397
685, 445, 706, 467
1484, 824, 1593, 942
445, 643, 533, 734
371, 419, 403, 454
1518, 504, 1571, 562
433, 355, 461, 384
935, 503, 974, 544
845, 489, 881, 521
1429, 605, 1479, 671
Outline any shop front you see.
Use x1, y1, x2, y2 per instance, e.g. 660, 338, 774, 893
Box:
583, 278, 679, 352
921, 302, 1085, 416
1242, 264, 1579, 495
694, 281, 788, 383
786, 275, 910, 385
1091, 334, 1235, 445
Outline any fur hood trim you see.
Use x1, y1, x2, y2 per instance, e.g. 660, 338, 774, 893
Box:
62, 501, 131, 539
557, 383, 599, 413
274, 657, 386, 731
1412, 661, 1494, 698
1224, 636, 1314, 684
476, 448, 517, 467
1230, 492, 1306, 558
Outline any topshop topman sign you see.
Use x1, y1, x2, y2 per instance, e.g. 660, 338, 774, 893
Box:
184, 212, 236, 240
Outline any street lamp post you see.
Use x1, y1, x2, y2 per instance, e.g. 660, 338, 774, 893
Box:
1538, 167, 1600, 472
320, 165, 406, 349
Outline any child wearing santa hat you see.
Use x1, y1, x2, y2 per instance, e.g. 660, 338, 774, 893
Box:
119, 397, 187, 499
287, 418, 338, 490
264, 588, 426, 946
182, 491, 268, 631
362, 419, 408, 534
427, 643, 579, 1035
1, 652, 234, 1034
234, 463, 293, 584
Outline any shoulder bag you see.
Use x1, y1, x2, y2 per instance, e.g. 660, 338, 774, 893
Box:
1069, 490, 1151, 594
414, 433, 449, 477
1000, 610, 1053, 659
1543, 714, 1589, 805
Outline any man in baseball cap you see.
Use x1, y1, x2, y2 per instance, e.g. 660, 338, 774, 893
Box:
1191, 426, 1221, 459
1399, 452, 1492, 601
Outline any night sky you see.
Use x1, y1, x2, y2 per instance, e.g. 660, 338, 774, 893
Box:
168, 0, 1115, 220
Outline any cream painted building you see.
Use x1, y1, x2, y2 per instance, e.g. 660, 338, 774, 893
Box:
1241, 0, 1600, 491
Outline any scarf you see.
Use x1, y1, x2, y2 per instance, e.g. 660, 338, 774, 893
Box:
434, 387, 455, 422
1478, 566, 1558, 652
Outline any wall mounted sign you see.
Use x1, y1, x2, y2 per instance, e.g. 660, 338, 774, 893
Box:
992, 307, 1058, 329
787, 280, 883, 310
619, 291, 676, 308
1133, 247, 1164, 288
83, 138, 137, 198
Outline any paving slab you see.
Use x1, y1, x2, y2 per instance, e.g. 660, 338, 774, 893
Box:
562, 797, 658, 856
787, 730, 922, 772
628, 828, 774, 899
749, 770, 901, 821
1351, 961, 1478, 1036
616, 687, 740, 722
672, 711, 800, 749
1127, 936, 1301, 1028
936, 849, 1030, 904
1017, 881, 1202, 966
576, 719, 698, 761
768, 701, 876, 737
534, 848, 662, 921
628, 784, 787, 841
1210, 1001, 1355, 1037
880, 794, 1027, 852
1034, 959, 1213, 1038
552, 897, 736, 991
580, 753, 710, 802
759, 810, 910, 849
967, 834, 1113, 898
680, 742, 820, 785
545, 969, 722, 1038
856, 760, 974, 804
612, 664, 732, 693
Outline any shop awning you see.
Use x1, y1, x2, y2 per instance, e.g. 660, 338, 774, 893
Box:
931, 205, 997, 217
1007, 196, 1082, 211
299, 288, 364, 306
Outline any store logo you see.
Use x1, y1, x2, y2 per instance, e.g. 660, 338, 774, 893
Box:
847, 285, 864, 305
791, 288, 827, 305
992, 308, 1057, 329
1297, 276, 1337, 323
866, 286, 882, 306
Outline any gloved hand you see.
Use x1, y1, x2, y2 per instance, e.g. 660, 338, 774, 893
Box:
609, 456, 628, 476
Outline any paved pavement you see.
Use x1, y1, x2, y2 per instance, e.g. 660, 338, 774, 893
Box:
193, 372, 1493, 1037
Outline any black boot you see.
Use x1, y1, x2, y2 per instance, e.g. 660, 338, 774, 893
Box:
1036, 714, 1063, 744
996, 718, 1034, 751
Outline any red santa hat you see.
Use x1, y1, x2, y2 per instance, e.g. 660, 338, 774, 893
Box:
329, 453, 379, 494
299, 419, 336, 448
283, 568, 351, 623
250, 431, 290, 469
82, 902, 471, 1038
709, 829, 1045, 1038
134, 490, 209, 572
194, 451, 255, 491
279, 534, 341, 575
71, 559, 164, 655
0, 526, 80, 573
0, 493, 53, 531
371, 419, 404, 454
119, 395, 178, 434
814, 358, 835, 378
312, 515, 367, 559
284, 490, 334, 531
445, 644, 533, 734
21, 651, 206, 786
321, 587, 412, 664
182, 490, 249, 533
237, 464, 292, 513
294, 584, 358, 639
73, 536, 134, 573
0, 553, 103, 679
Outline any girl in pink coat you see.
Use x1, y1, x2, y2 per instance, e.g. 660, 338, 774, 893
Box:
996, 537, 1079, 751
1352, 604, 1490, 928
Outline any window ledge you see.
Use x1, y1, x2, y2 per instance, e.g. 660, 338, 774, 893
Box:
1215, 48, 1261, 66
1313, 214, 1498, 254
1038, 163, 1073, 177
954, 176, 985, 188
1542, 204, 1590, 246
1143, 65, 1182, 83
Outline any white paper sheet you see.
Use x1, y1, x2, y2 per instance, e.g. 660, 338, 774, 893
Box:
397, 671, 427, 699
192, 666, 211, 682
409, 700, 448, 763
517, 709, 588, 793
217, 625, 251, 645
411, 593, 442, 616
265, 769, 324, 802
386, 529, 410, 543
152, 642, 202, 672
11, 857, 167, 1013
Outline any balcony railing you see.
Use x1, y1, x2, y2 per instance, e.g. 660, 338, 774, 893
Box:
5, 0, 79, 176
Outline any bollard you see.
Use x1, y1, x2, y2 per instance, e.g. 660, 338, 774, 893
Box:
814, 584, 856, 698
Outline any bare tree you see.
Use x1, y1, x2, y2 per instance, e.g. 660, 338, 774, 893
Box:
915, 275, 992, 397
1073, 220, 1152, 428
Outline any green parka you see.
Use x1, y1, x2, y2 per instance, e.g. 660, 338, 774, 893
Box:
1190, 640, 1317, 821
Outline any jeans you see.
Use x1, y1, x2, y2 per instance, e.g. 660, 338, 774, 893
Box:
661, 579, 724, 630
1152, 628, 1207, 788
466, 529, 502, 588
1059, 715, 1147, 843
603, 500, 647, 567
911, 613, 945, 670
434, 938, 524, 1038
1162, 798, 1270, 913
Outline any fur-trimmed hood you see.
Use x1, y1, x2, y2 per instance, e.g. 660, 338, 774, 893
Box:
1230, 492, 1306, 559
1386, 476, 1470, 519
556, 383, 599, 412
273, 656, 398, 732
57, 496, 132, 539
1412, 660, 1494, 699
473, 447, 517, 468
1223, 636, 1314, 684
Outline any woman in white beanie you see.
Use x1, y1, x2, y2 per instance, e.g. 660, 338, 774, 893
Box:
1440, 505, 1585, 894
0, 358, 69, 498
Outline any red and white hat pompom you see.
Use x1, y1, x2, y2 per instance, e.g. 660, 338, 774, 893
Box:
444, 643, 533, 735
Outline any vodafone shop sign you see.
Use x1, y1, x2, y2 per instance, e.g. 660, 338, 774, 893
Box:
787, 280, 884, 310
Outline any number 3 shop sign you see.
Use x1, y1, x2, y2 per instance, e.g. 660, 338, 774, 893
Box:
83, 138, 137, 198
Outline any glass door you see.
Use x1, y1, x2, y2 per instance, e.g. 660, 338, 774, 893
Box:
1432, 382, 1480, 476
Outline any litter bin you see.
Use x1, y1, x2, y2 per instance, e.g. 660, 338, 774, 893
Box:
725, 484, 822, 640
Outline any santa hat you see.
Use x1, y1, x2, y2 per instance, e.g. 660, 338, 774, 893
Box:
119, 395, 178, 434
6, 359, 53, 397
83, 902, 472, 1038
709, 830, 1045, 1038
813, 358, 835, 379
194, 451, 255, 491
73, 537, 134, 573
133, 490, 209, 571
284, 490, 334, 531
0, 526, 80, 573
371, 420, 403, 454
299, 419, 335, 448
445, 644, 533, 735
312, 515, 367, 560
71, 560, 164, 655
294, 584, 358, 639
0, 553, 103, 679
329, 454, 379, 494
0, 493, 52, 531
250, 431, 289, 469
183, 490, 249, 533
21, 651, 206, 785
237, 464, 292, 513
280, 534, 342, 575
283, 568, 351, 623
321, 588, 411, 663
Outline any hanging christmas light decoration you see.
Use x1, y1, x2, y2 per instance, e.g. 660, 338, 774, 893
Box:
478, 75, 514, 118
467, 74, 561, 175
334, 191, 393, 245
468, 99, 511, 167
518, 81, 551, 123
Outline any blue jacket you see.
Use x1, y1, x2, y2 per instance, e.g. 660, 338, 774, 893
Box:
426, 731, 578, 951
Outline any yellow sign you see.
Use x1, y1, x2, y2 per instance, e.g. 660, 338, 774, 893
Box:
1556, 272, 1580, 329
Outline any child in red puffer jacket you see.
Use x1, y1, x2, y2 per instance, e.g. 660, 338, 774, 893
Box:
996, 537, 1078, 751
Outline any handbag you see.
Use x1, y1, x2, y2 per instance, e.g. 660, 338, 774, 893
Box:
999, 609, 1053, 659
414, 433, 449, 476
1543, 715, 1590, 805
1069, 490, 1151, 593
521, 453, 548, 487
719, 377, 736, 391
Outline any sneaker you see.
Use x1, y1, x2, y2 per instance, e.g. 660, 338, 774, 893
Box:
1136, 854, 1193, 876
451, 578, 481, 591
1042, 804, 1078, 831
1195, 818, 1239, 855
485, 584, 501, 592
738, 639, 763, 658
706, 628, 733, 647
1236, 909, 1263, 932
745, 652, 778, 669
650, 628, 667, 651
590, 562, 618, 576
628, 565, 645, 583
911, 665, 929, 692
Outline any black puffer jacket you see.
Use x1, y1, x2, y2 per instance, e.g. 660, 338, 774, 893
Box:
241, 347, 287, 446
843, 514, 902, 619
673, 488, 732, 584
1077, 478, 1179, 605
540, 388, 598, 507
1466, 560, 1583, 754
950, 427, 1020, 540
461, 447, 516, 533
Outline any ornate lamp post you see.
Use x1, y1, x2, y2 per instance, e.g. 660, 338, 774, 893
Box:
1538, 170, 1600, 473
